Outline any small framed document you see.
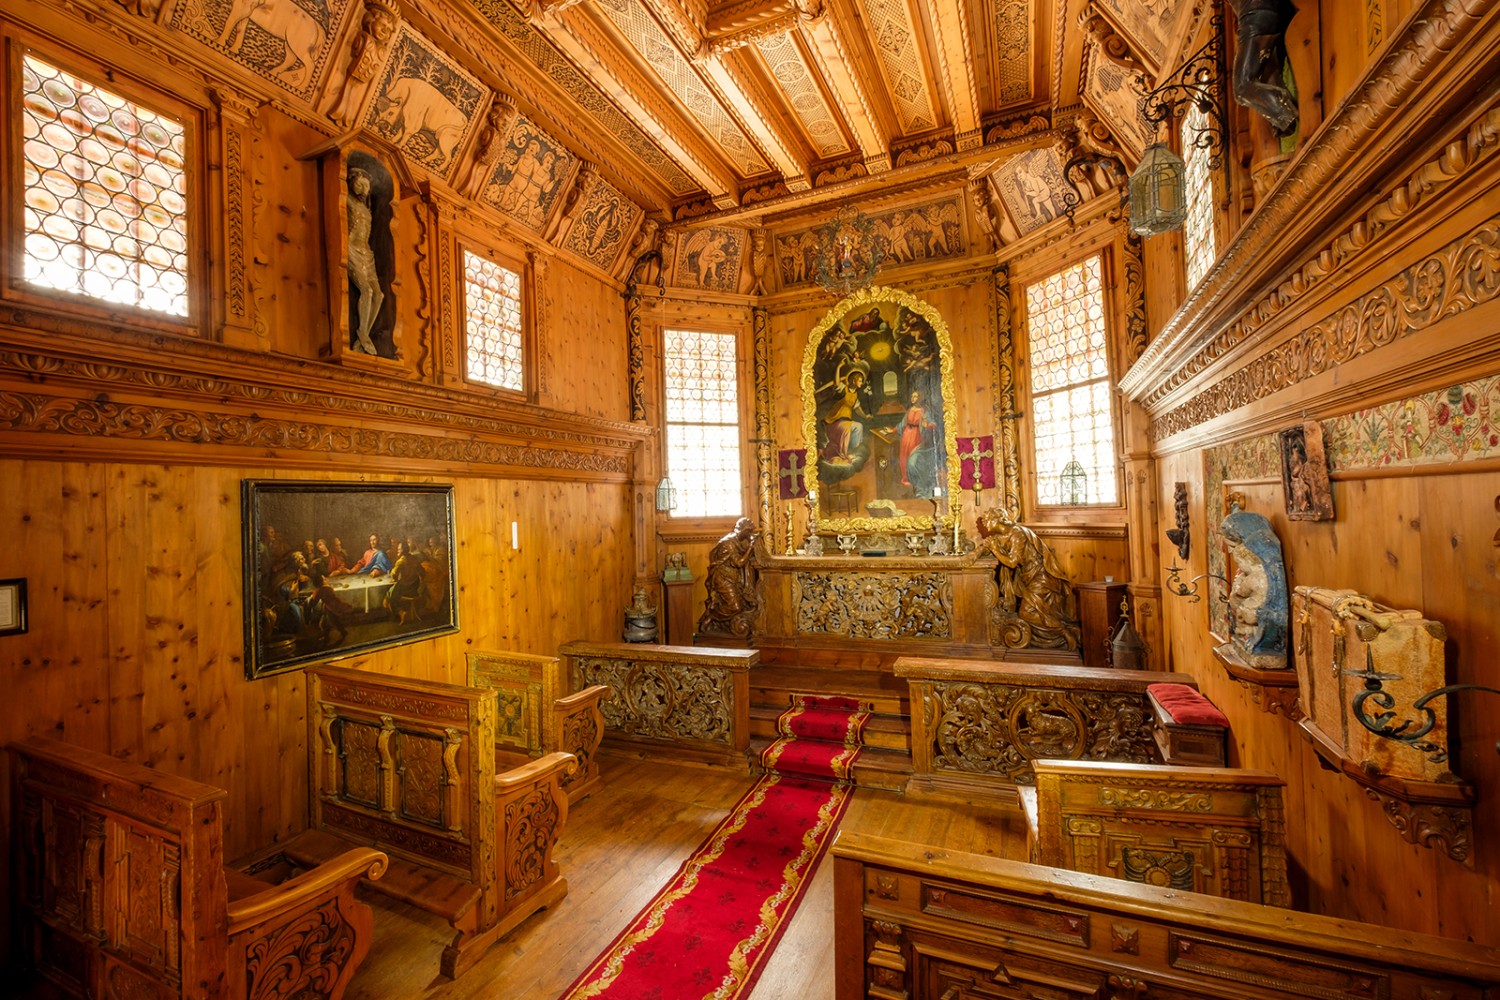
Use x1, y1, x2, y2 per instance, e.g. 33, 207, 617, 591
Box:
0, 578, 27, 636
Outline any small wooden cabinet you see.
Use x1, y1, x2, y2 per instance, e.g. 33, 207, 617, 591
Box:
1075, 580, 1127, 668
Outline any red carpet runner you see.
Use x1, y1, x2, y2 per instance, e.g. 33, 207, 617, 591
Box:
558, 695, 868, 1000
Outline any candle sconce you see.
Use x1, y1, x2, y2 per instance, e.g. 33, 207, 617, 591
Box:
1165, 563, 1227, 603
1347, 647, 1500, 760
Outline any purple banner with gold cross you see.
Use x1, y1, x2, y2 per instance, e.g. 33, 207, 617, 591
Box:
778, 449, 807, 499
956, 436, 996, 491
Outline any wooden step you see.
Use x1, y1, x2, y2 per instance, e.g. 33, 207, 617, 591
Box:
748, 666, 908, 715
748, 704, 909, 752
749, 737, 911, 793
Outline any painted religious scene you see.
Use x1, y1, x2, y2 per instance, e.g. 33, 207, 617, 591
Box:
803, 289, 955, 526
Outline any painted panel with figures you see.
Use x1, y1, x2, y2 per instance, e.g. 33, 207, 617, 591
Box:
479, 116, 579, 232
363, 25, 487, 178
774, 198, 966, 289
562, 177, 643, 270
171, 0, 354, 100
994, 146, 1067, 235
674, 228, 746, 292
1083, 42, 1153, 156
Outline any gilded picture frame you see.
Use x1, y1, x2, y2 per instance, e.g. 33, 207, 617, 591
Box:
242, 481, 458, 678
801, 285, 959, 532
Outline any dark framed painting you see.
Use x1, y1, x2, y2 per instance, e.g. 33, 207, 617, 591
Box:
242, 481, 458, 679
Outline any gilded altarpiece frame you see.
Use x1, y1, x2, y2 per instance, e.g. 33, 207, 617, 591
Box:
802, 286, 960, 533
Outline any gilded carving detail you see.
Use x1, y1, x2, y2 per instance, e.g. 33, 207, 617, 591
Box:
504, 788, 560, 899
1098, 787, 1214, 811
573, 656, 736, 745
795, 571, 951, 639
927, 683, 1155, 783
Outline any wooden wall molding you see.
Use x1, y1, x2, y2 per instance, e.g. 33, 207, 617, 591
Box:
0, 339, 644, 477
1120, 0, 1500, 409
1151, 208, 1500, 441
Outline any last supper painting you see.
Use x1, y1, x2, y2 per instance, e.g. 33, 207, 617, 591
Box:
802, 287, 957, 529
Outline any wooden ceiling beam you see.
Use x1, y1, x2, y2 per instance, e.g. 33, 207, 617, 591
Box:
695, 47, 813, 190
799, 5, 894, 172
528, 6, 743, 201
926, 0, 984, 149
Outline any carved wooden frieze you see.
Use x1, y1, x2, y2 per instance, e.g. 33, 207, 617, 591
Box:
795, 571, 952, 639
572, 655, 736, 746
773, 197, 966, 287
362, 24, 487, 179
169, 0, 356, 102
922, 682, 1156, 784
1153, 214, 1500, 439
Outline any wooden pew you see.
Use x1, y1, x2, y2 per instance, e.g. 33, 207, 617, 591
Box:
10, 736, 386, 1000
893, 657, 1196, 793
282, 664, 575, 980
1019, 758, 1291, 906
467, 649, 609, 803
833, 831, 1500, 999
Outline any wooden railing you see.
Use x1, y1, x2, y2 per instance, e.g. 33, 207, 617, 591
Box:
11, 736, 386, 1000
560, 641, 755, 769
894, 657, 1196, 792
833, 831, 1500, 999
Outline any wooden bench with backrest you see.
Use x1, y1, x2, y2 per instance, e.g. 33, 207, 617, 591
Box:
10, 736, 387, 1000
281, 664, 575, 979
1018, 757, 1291, 906
467, 649, 608, 803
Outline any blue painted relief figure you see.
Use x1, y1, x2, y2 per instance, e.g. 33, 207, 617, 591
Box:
1220, 505, 1288, 668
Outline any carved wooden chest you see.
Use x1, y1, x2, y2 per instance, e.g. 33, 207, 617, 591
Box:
1291, 586, 1453, 783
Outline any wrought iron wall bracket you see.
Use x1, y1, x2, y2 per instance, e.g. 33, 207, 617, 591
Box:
1142, 9, 1228, 167
1164, 563, 1226, 603
1348, 647, 1500, 760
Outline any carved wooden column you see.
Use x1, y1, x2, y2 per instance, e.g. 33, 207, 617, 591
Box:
210, 89, 262, 350
753, 305, 774, 550
992, 264, 1022, 515
1118, 233, 1163, 668
424, 185, 461, 386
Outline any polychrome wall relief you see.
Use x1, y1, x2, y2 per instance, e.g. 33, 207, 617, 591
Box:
563, 176, 643, 270
674, 227, 745, 292
801, 286, 959, 532
478, 115, 578, 231
172, 0, 353, 100
774, 197, 966, 289
363, 24, 486, 178
994, 146, 1067, 235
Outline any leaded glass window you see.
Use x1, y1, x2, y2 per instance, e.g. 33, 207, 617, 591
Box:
463, 250, 524, 392
1182, 103, 1217, 289
20, 54, 190, 316
664, 329, 743, 518
1025, 255, 1118, 506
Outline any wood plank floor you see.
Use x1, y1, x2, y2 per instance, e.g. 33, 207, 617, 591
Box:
345, 756, 1030, 999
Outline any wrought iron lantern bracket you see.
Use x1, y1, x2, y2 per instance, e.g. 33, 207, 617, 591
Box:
1141, 8, 1228, 168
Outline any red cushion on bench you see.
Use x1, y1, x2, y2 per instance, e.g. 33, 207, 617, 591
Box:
1148, 683, 1229, 727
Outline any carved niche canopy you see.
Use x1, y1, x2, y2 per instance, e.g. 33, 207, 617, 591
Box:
801, 285, 959, 533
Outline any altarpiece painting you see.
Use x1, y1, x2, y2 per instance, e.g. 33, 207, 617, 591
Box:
801, 286, 958, 531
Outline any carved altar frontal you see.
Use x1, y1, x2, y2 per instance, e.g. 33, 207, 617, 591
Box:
793, 570, 952, 639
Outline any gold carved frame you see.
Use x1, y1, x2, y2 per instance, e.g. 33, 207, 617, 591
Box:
800, 285, 960, 533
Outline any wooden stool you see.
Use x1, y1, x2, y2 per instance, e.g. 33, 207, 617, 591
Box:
1147, 682, 1229, 766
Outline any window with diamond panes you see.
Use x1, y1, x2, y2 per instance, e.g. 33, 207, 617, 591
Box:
664, 329, 743, 518
1182, 103, 1217, 290
21, 54, 190, 317
463, 250, 525, 392
1025, 255, 1118, 506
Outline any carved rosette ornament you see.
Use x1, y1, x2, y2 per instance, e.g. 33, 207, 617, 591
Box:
929, 683, 1155, 784
794, 572, 951, 639
573, 657, 736, 746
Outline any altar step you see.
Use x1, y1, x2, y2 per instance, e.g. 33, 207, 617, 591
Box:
747, 666, 912, 792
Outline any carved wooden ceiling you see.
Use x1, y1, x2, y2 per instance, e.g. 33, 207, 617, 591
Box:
455, 0, 1189, 228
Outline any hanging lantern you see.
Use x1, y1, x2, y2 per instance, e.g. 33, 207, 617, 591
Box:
655, 476, 678, 512
1109, 594, 1148, 670
813, 205, 885, 297
1060, 459, 1088, 506
1128, 141, 1188, 236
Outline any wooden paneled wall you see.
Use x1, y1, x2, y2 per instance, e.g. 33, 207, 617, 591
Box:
1126, 0, 1500, 947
